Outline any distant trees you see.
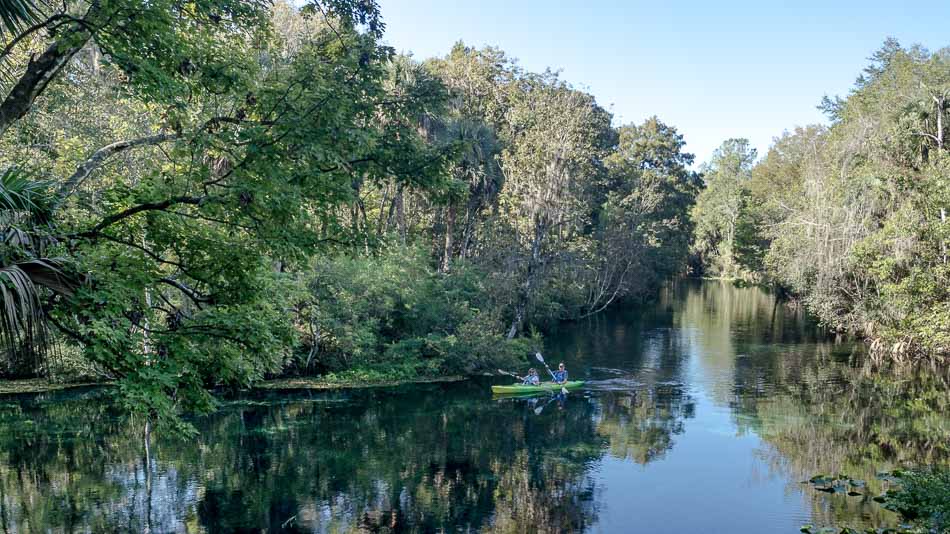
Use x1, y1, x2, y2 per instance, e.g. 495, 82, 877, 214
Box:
690, 138, 756, 277
589, 117, 699, 313
694, 39, 950, 363
498, 75, 614, 337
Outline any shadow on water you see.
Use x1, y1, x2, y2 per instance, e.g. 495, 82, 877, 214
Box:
0, 280, 947, 532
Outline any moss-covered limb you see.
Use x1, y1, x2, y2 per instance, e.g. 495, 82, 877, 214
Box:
0, 378, 106, 395
255, 375, 466, 391
0, 373, 469, 396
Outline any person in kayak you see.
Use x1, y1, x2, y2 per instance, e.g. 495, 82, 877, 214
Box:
521, 368, 540, 386
552, 362, 568, 384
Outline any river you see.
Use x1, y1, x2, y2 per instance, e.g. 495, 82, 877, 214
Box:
0, 280, 947, 532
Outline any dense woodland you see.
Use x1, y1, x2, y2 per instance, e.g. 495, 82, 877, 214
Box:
0, 0, 698, 426
0, 0, 947, 429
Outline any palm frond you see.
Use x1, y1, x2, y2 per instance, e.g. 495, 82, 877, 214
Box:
17, 258, 76, 296
0, 0, 42, 35
0, 167, 53, 224
0, 258, 79, 375
0, 262, 47, 373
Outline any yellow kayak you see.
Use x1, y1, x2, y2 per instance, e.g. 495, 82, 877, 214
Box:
491, 381, 584, 394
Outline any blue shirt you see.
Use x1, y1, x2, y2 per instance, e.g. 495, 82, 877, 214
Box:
522, 375, 539, 385
552, 370, 568, 383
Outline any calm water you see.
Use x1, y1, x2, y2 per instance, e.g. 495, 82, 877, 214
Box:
1, 281, 948, 533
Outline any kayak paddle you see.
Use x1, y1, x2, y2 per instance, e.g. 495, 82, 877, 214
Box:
534, 393, 557, 415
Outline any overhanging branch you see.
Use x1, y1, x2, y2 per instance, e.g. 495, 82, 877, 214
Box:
57, 133, 180, 202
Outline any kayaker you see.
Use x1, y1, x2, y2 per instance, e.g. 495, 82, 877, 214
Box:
551, 362, 568, 384
522, 368, 540, 386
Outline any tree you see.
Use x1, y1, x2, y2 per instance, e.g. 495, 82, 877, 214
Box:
424, 44, 515, 269
690, 138, 756, 277
737, 40, 950, 362
586, 117, 699, 313
0, 0, 442, 429
497, 74, 613, 337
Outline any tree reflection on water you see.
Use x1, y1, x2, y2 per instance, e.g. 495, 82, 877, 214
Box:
0, 281, 947, 532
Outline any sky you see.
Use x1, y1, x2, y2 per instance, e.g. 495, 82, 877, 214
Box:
377, 0, 950, 166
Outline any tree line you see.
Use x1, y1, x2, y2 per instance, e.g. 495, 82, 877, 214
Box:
0, 0, 698, 427
691, 39, 950, 365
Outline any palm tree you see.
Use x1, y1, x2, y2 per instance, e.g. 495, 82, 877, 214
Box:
0, 167, 77, 376
442, 117, 503, 263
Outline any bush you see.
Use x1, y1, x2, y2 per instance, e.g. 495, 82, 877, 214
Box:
292, 246, 528, 379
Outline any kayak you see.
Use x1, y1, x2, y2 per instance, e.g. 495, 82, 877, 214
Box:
491, 381, 585, 394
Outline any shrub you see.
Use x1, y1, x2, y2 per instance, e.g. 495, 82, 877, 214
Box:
293, 245, 528, 378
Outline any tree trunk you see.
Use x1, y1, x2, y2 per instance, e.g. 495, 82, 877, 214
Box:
941, 208, 947, 265
937, 96, 944, 150
506, 302, 525, 339
441, 205, 455, 272
376, 184, 390, 238
506, 217, 545, 339
0, 21, 93, 136
396, 187, 406, 245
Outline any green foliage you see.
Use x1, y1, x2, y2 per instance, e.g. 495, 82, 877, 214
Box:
297, 246, 528, 378
0, 2, 699, 429
690, 138, 757, 278
596, 117, 700, 302
0, 0, 435, 428
882, 469, 950, 531
710, 40, 950, 363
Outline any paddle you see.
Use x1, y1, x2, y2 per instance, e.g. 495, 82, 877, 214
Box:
535, 352, 569, 395
534, 393, 558, 415
497, 369, 523, 380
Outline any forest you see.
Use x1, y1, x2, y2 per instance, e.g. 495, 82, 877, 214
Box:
0, 0, 947, 431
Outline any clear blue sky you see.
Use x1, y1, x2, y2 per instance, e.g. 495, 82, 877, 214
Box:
377, 0, 950, 166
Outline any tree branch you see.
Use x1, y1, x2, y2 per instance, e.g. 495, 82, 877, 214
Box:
96, 232, 209, 283
68, 195, 209, 240
57, 133, 179, 202
0, 14, 72, 63
158, 277, 211, 307
0, 11, 96, 137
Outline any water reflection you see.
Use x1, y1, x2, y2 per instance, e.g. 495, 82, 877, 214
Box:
0, 281, 947, 533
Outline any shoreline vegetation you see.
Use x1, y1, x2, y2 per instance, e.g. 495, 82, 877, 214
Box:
688, 42, 950, 365
0, 374, 468, 396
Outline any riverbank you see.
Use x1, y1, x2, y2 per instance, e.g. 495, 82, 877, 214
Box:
255, 374, 467, 390
0, 374, 469, 396
0, 379, 105, 395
